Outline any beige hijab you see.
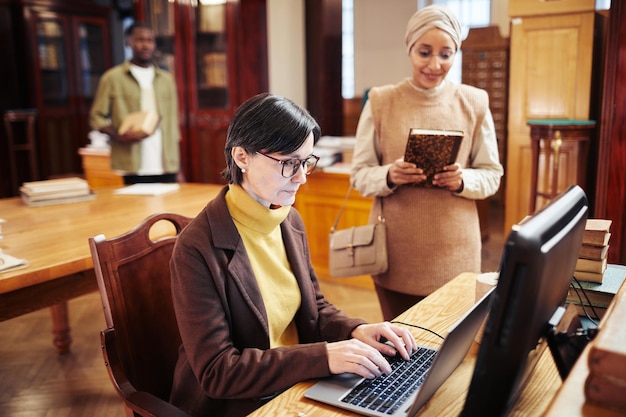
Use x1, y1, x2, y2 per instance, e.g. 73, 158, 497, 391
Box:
404, 4, 463, 54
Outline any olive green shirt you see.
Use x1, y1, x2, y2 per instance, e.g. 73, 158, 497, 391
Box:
89, 61, 180, 173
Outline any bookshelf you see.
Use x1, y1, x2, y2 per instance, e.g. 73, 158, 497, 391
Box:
20, 2, 112, 180
135, 0, 269, 184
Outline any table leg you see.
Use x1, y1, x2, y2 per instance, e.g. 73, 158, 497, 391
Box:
50, 302, 72, 354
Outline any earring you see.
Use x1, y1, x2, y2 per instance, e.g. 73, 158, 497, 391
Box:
241, 168, 247, 173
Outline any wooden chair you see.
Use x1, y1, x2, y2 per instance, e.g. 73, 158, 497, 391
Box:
89, 212, 193, 417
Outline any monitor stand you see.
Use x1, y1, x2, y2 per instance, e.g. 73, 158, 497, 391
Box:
546, 303, 598, 379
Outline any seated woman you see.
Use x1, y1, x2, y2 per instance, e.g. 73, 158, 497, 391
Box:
169, 93, 417, 417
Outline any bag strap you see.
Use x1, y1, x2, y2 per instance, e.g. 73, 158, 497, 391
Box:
331, 184, 384, 233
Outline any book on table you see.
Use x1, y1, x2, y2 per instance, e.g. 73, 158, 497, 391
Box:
585, 265, 626, 411
579, 243, 609, 260
19, 177, 94, 206
403, 128, 463, 188
576, 257, 608, 274
583, 219, 612, 246
573, 269, 605, 284
568, 264, 626, 317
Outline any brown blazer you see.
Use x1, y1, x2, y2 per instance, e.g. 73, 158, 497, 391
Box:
169, 186, 365, 417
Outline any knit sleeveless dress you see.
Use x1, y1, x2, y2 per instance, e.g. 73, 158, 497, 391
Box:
368, 79, 487, 295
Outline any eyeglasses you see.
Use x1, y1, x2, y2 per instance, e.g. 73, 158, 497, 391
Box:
256, 152, 320, 178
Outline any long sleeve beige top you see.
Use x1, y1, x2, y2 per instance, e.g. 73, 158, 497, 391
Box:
350, 79, 503, 295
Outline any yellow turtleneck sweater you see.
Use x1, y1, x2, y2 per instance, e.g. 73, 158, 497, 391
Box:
225, 184, 301, 347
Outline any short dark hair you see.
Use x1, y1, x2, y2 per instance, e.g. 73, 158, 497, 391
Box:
124, 21, 153, 38
222, 93, 321, 184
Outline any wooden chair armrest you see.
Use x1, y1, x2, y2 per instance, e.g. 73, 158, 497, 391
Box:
126, 391, 193, 417
101, 329, 192, 417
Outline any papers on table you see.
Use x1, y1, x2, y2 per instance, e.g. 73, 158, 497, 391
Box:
0, 250, 28, 273
114, 183, 180, 196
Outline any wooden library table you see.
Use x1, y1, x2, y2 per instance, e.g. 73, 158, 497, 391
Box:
249, 272, 563, 417
0, 183, 221, 353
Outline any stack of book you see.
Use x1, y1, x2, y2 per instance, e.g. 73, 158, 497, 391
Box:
20, 177, 94, 207
574, 219, 612, 284
585, 276, 626, 412
568, 264, 626, 319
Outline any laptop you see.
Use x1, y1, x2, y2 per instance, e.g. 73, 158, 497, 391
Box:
304, 287, 494, 417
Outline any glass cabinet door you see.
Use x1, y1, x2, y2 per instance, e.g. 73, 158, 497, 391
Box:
36, 17, 69, 106
145, 0, 177, 74
195, 2, 229, 109
77, 20, 108, 100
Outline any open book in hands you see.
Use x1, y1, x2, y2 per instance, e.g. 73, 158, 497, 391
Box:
403, 128, 463, 188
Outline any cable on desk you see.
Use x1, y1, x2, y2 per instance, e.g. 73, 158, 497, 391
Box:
390, 321, 444, 341
569, 276, 600, 326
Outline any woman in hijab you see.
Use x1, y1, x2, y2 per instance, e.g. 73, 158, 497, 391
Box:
350, 5, 503, 320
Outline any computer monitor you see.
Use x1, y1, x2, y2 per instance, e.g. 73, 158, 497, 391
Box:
460, 185, 589, 417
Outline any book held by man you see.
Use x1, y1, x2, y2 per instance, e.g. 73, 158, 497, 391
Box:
118, 110, 161, 136
403, 128, 463, 188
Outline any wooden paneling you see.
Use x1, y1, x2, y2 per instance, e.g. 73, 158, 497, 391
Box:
505, 11, 596, 231
294, 171, 374, 289
595, 2, 626, 264
509, 0, 595, 17
305, 0, 343, 136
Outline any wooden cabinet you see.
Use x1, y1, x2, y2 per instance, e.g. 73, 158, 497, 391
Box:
78, 147, 123, 189
135, 0, 268, 184
294, 171, 374, 289
462, 26, 509, 169
19, 0, 111, 179
504, 2, 604, 231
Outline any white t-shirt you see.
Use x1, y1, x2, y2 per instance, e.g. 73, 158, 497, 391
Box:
129, 64, 163, 175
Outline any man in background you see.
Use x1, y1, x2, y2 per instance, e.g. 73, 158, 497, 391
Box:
89, 22, 180, 184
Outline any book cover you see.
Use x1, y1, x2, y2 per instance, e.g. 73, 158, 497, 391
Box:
20, 191, 96, 207
585, 372, 626, 412
579, 243, 609, 260
21, 177, 89, 195
587, 276, 626, 379
576, 257, 608, 274
571, 264, 626, 298
20, 187, 91, 202
403, 128, 463, 188
567, 288, 613, 310
118, 111, 161, 136
567, 302, 608, 319
573, 269, 604, 284
583, 219, 612, 246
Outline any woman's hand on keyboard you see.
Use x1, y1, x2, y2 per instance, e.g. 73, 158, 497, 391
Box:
351, 322, 418, 362
327, 339, 392, 379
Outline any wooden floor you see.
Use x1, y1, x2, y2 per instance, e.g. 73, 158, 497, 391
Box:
0, 202, 503, 416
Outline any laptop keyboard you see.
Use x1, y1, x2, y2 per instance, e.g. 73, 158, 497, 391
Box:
340, 346, 437, 415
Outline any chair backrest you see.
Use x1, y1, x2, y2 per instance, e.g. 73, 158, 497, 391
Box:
89, 212, 193, 406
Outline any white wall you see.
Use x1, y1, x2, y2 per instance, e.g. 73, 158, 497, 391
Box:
353, 0, 417, 96
266, 1, 511, 104
267, 0, 307, 107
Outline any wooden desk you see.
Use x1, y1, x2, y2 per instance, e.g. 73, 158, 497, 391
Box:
249, 272, 563, 417
0, 183, 221, 353
544, 271, 626, 417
